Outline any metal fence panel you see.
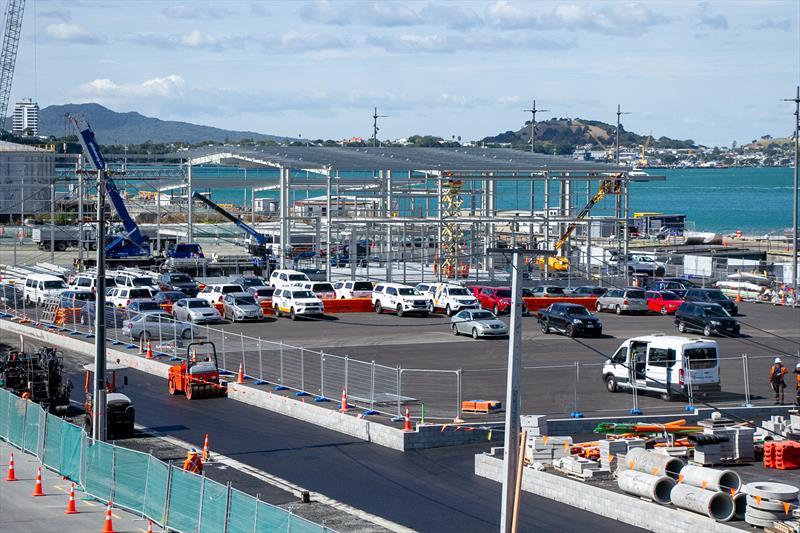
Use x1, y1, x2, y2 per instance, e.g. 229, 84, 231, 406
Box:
143, 457, 169, 525
85, 439, 115, 502
7, 396, 26, 447
23, 402, 41, 454
400, 369, 459, 420
113, 447, 150, 514
43, 413, 63, 472
289, 513, 327, 533
60, 422, 83, 483
198, 478, 228, 533
255, 500, 289, 532
0, 388, 9, 437
166, 466, 202, 533
227, 488, 258, 533
322, 354, 346, 401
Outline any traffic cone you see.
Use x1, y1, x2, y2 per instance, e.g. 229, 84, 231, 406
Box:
339, 387, 349, 413
735, 291, 742, 303
65, 482, 78, 514
403, 407, 412, 432
145, 339, 154, 359
101, 501, 116, 533
236, 363, 245, 384
6, 451, 17, 481
202, 433, 210, 462
32, 466, 45, 496
146, 520, 153, 533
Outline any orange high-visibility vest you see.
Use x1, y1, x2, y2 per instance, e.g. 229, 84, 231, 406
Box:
182, 453, 203, 473
770, 364, 787, 383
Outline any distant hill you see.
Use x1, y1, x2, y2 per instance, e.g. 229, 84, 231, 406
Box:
37, 103, 288, 144
481, 117, 698, 154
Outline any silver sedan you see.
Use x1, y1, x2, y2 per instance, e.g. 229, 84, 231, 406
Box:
172, 298, 222, 324
451, 309, 509, 339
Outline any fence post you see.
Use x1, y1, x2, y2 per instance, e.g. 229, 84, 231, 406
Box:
111, 444, 117, 503
300, 347, 305, 392
685, 357, 695, 412
197, 472, 206, 532
320, 352, 325, 399
158, 315, 163, 347
395, 367, 402, 421
370, 360, 376, 413
221, 332, 227, 371
742, 353, 753, 407
344, 355, 349, 394
240, 334, 246, 375
279, 341, 284, 387
258, 337, 264, 383
252, 491, 259, 533
223, 481, 232, 533
163, 461, 174, 527
37, 408, 47, 460
570, 362, 582, 418
629, 360, 641, 415
456, 368, 463, 422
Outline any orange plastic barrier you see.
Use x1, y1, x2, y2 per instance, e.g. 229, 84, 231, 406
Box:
214, 302, 224, 315
160, 303, 173, 314
321, 298, 374, 313
461, 400, 502, 413
258, 301, 275, 316
54, 307, 81, 325
523, 297, 598, 312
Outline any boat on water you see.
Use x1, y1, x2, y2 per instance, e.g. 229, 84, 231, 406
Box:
715, 272, 772, 299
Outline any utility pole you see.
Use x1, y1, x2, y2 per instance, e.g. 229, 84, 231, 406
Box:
615, 104, 631, 165
784, 87, 800, 302
93, 165, 107, 442
616, 104, 632, 285
372, 107, 387, 148
492, 246, 553, 533
522, 100, 549, 153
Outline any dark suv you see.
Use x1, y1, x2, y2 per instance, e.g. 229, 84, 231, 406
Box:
683, 288, 738, 316
538, 303, 602, 338
675, 301, 740, 337
645, 278, 697, 298
158, 272, 200, 297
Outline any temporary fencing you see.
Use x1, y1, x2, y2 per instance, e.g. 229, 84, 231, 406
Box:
0, 387, 335, 533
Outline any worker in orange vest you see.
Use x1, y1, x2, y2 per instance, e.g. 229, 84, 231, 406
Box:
770, 357, 787, 405
795, 364, 800, 406
182, 448, 203, 473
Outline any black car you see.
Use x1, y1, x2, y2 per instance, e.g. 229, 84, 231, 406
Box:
58, 290, 95, 308
538, 303, 602, 338
125, 299, 163, 319
568, 286, 608, 297
683, 288, 738, 316
645, 278, 697, 298
157, 272, 200, 297
230, 276, 267, 291
674, 301, 740, 337
0, 284, 23, 308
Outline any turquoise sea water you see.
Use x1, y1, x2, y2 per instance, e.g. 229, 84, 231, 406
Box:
188, 166, 795, 234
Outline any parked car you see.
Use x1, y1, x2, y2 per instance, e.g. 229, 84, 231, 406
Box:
153, 290, 186, 314
674, 302, 740, 337
68, 274, 114, 293
80, 301, 127, 327
272, 288, 324, 320
470, 286, 528, 315
372, 283, 431, 317
157, 272, 201, 297
645, 291, 683, 315
58, 290, 94, 308
269, 269, 311, 289
122, 312, 198, 341
295, 282, 337, 300
683, 288, 738, 316
433, 284, 480, 316
611, 254, 666, 277
528, 285, 566, 298
125, 299, 163, 319
415, 283, 437, 299
196, 284, 245, 305
113, 272, 158, 290
171, 298, 222, 324
567, 286, 607, 297
247, 286, 275, 306
333, 280, 373, 299
222, 292, 264, 322
645, 278, 697, 298
596, 288, 648, 314
0, 284, 23, 308
451, 309, 508, 339
537, 303, 602, 337
602, 335, 721, 400
230, 276, 267, 291
24, 274, 68, 304
107, 287, 154, 308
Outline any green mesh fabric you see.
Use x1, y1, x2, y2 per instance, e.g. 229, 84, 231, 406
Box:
43, 413, 63, 471
199, 478, 228, 533
255, 501, 290, 532
60, 422, 83, 483
7, 396, 26, 447
22, 402, 42, 454
143, 456, 169, 525
227, 489, 258, 533
166, 466, 203, 533
0, 389, 10, 437
113, 446, 149, 513
289, 514, 327, 533
84, 439, 114, 501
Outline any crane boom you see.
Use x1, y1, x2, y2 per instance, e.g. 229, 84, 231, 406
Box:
0, 0, 24, 131
192, 191, 270, 247
552, 179, 621, 253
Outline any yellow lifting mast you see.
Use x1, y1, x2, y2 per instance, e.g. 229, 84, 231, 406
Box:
436, 176, 469, 278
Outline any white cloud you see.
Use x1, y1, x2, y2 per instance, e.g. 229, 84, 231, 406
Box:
366, 32, 574, 54
419, 4, 482, 30
363, 2, 420, 27
39, 10, 71, 21
123, 31, 239, 51
260, 32, 355, 53
45, 23, 103, 44
299, 0, 351, 25
162, 4, 232, 20
301, 1, 482, 29
80, 75, 185, 99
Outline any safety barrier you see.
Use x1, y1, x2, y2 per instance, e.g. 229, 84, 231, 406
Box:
522, 296, 598, 312
54, 307, 81, 325
320, 298, 374, 313
0, 387, 335, 533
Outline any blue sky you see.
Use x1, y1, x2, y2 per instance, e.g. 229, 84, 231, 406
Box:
10, 0, 800, 146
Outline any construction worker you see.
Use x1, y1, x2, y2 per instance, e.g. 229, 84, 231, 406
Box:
770, 357, 787, 405
182, 448, 203, 473
795, 364, 800, 406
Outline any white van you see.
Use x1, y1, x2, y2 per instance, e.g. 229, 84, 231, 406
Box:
269, 269, 310, 289
602, 335, 721, 400
24, 274, 69, 304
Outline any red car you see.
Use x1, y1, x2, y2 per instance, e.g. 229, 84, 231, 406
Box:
467, 285, 527, 315
645, 290, 683, 315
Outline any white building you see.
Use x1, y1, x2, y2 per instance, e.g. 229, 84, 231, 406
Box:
12, 98, 39, 136
0, 141, 55, 222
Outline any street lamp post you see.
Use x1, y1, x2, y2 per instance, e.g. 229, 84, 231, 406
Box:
784, 87, 799, 303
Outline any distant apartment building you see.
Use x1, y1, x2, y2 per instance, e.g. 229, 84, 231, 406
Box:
12, 98, 39, 136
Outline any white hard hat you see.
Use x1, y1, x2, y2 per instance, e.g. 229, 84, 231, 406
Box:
796, 363, 800, 369
775, 357, 782, 364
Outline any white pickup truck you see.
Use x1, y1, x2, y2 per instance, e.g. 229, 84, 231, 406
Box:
372, 283, 432, 317
272, 288, 324, 320
433, 283, 480, 316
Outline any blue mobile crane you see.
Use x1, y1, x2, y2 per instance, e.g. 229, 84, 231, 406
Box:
191, 191, 275, 261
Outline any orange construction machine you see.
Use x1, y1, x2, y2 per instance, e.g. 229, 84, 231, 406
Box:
168, 341, 226, 400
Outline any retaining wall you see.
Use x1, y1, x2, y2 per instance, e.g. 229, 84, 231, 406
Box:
474, 450, 741, 533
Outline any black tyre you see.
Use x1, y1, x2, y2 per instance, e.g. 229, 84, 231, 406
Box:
605, 375, 619, 393
452, 324, 459, 336
661, 306, 668, 315
541, 321, 550, 334
677, 321, 686, 333
615, 305, 622, 315
566, 324, 576, 338
290, 308, 297, 321
493, 304, 500, 315
472, 328, 479, 340
703, 325, 713, 337
181, 329, 192, 340
375, 301, 383, 314
397, 305, 404, 317
596, 302, 603, 312
445, 305, 452, 316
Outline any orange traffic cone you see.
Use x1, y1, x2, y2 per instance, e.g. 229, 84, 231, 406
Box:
32, 466, 45, 496
65, 482, 78, 514
236, 363, 245, 384
339, 387, 349, 413
145, 339, 154, 359
202, 433, 210, 462
403, 407, 412, 432
6, 451, 17, 481
735, 291, 742, 303
146, 520, 153, 533
101, 501, 116, 533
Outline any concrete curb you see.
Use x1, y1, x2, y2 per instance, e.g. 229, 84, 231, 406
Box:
474, 451, 742, 533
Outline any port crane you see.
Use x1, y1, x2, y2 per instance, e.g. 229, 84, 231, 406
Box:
0, 0, 24, 131
638, 132, 653, 167
67, 114, 152, 262
191, 191, 274, 259
536, 178, 622, 271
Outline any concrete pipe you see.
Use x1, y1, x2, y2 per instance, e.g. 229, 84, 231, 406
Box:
733, 491, 747, 520
679, 465, 742, 493
670, 483, 735, 522
623, 447, 684, 480
617, 470, 674, 505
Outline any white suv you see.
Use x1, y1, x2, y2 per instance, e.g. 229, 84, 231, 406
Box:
433, 283, 480, 316
372, 283, 431, 317
272, 288, 324, 320
107, 287, 154, 308
197, 284, 245, 305
269, 269, 311, 289
333, 280, 373, 299
113, 271, 159, 290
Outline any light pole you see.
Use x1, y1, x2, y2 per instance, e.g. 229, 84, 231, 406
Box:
93, 165, 107, 442
616, 104, 632, 284
784, 87, 799, 302
522, 100, 549, 153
